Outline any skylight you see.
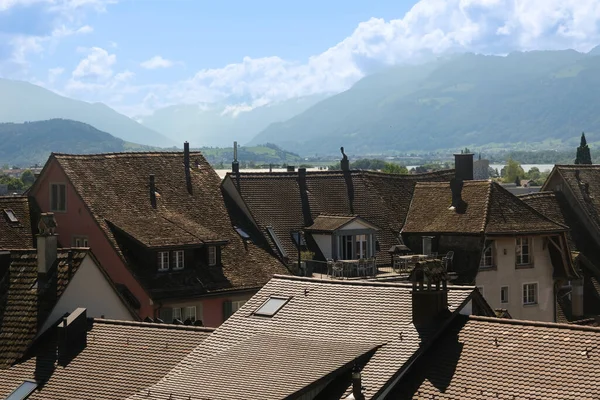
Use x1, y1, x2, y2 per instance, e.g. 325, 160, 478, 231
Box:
4, 209, 18, 223
234, 226, 250, 240
5, 381, 38, 400
254, 296, 289, 317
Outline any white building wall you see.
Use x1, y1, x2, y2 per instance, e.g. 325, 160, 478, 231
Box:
313, 234, 332, 259
42, 255, 134, 332
475, 236, 555, 322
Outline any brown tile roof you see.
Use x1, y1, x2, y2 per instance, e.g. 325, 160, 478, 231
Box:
0, 318, 213, 399
390, 315, 600, 399
0, 249, 86, 368
305, 214, 377, 232
545, 165, 600, 234
49, 152, 288, 300
228, 169, 454, 263
127, 275, 478, 400
403, 180, 567, 235
0, 196, 35, 250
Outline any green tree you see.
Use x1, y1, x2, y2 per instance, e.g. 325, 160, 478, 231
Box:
575, 132, 592, 164
21, 169, 35, 186
525, 167, 541, 181
382, 162, 408, 174
503, 158, 525, 183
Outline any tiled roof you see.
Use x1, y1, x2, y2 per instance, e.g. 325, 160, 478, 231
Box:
390, 315, 600, 399
545, 165, 600, 235
305, 214, 372, 232
128, 275, 477, 400
0, 196, 35, 250
0, 249, 86, 368
403, 180, 567, 235
50, 152, 288, 300
228, 169, 454, 263
0, 318, 213, 399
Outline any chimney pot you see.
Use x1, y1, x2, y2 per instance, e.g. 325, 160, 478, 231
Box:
149, 174, 157, 208
454, 152, 474, 181
37, 213, 58, 275
232, 141, 240, 174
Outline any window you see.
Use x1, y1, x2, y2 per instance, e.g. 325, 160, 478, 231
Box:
480, 242, 494, 268
500, 286, 509, 303
523, 283, 538, 305
6, 380, 38, 400
232, 300, 246, 313
172, 307, 182, 321
254, 296, 289, 317
158, 251, 169, 271
516, 237, 531, 265
340, 235, 354, 260
173, 250, 185, 270
50, 183, 66, 212
73, 236, 88, 247
208, 246, 217, 266
235, 226, 251, 240
355, 234, 368, 259
183, 306, 196, 322
4, 209, 18, 223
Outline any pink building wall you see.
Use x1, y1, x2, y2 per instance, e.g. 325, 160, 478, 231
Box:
32, 159, 153, 318
199, 297, 225, 327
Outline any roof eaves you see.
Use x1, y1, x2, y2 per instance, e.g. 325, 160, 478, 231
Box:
467, 314, 600, 333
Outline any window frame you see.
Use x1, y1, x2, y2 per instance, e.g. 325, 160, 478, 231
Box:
49, 182, 67, 212
5, 380, 38, 400
231, 300, 247, 314
480, 242, 494, 269
355, 234, 368, 259
173, 250, 185, 270
208, 246, 217, 266
516, 237, 532, 266
500, 286, 509, 304
158, 251, 170, 271
522, 282, 538, 305
72, 236, 89, 248
183, 306, 196, 322
172, 307, 182, 321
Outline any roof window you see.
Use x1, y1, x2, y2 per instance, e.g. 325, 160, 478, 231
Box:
234, 226, 250, 240
4, 209, 18, 223
5, 381, 38, 400
254, 296, 290, 317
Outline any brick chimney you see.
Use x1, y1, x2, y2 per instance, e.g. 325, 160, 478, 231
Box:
232, 141, 240, 174
184, 141, 192, 194
37, 213, 58, 275
411, 261, 448, 327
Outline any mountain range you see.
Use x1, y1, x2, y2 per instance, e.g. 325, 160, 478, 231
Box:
249, 47, 600, 155
136, 94, 328, 147
0, 79, 175, 148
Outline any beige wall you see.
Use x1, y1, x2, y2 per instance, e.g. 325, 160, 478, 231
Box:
476, 236, 555, 322
42, 255, 135, 332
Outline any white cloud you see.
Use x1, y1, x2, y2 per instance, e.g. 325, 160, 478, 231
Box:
140, 55, 176, 70
71, 46, 115, 80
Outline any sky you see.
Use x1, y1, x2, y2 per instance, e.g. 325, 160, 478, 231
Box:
1, 0, 600, 117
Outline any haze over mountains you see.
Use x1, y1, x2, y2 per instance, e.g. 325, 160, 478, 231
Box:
1, 47, 600, 158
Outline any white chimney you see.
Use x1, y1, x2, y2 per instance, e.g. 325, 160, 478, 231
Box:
37, 213, 58, 275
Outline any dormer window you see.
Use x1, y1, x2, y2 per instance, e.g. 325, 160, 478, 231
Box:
158, 251, 169, 271
208, 246, 217, 266
173, 250, 185, 270
4, 209, 18, 223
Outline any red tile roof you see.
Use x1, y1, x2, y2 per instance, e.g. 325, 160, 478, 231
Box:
46, 152, 288, 300
0, 318, 213, 399
0, 196, 35, 250
127, 275, 480, 400
390, 315, 600, 399
403, 181, 567, 235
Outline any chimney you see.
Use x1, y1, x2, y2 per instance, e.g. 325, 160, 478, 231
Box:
454, 152, 474, 181
411, 261, 448, 327
340, 146, 350, 171
232, 141, 240, 174
297, 168, 313, 227
37, 213, 58, 275
57, 308, 88, 366
352, 364, 365, 400
149, 174, 157, 208
184, 142, 192, 194
449, 178, 464, 209
287, 166, 296, 172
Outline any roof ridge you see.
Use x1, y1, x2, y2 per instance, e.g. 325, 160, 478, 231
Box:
92, 318, 216, 332
481, 180, 494, 233
555, 164, 600, 168
52, 151, 202, 158
271, 275, 477, 290
517, 191, 556, 199
469, 315, 600, 332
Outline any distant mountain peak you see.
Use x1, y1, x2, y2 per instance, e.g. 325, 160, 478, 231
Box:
588, 44, 600, 56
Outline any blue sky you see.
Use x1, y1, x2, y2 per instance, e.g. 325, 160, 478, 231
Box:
1, 0, 599, 116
